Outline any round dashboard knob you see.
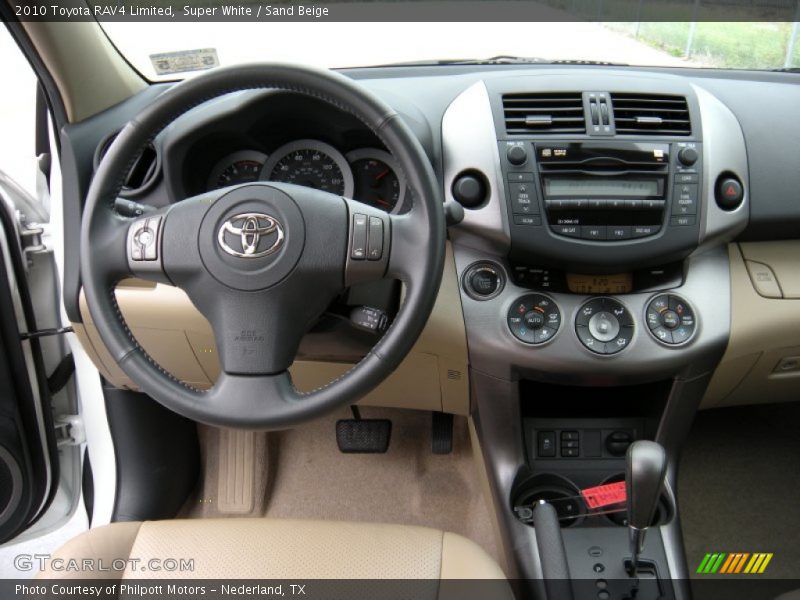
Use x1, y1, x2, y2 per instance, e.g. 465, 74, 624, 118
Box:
677, 147, 699, 166
506, 145, 528, 166
452, 172, 487, 208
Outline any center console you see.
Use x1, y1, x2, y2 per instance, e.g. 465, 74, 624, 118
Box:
442, 71, 750, 599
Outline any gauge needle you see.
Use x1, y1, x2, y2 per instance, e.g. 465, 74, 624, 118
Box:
372, 196, 391, 208
373, 169, 390, 183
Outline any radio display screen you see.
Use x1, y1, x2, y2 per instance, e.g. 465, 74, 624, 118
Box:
544, 178, 660, 198
566, 273, 633, 294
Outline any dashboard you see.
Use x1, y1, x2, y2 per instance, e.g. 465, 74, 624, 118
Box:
67, 63, 800, 411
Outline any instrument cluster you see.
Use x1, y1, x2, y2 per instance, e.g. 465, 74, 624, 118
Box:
206, 139, 406, 214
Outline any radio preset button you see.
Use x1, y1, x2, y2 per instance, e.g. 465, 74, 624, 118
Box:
552, 224, 581, 238
508, 294, 561, 345
608, 226, 632, 240
581, 226, 607, 240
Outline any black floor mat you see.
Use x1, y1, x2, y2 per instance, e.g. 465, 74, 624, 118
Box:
679, 402, 800, 581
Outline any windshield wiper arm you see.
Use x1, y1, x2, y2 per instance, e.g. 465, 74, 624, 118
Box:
370, 56, 629, 67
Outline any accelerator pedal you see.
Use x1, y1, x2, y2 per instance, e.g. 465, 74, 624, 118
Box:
431, 411, 454, 455
336, 406, 391, 454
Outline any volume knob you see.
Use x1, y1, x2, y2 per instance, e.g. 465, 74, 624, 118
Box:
506, 145, 528, 166
677, 147, 699, 166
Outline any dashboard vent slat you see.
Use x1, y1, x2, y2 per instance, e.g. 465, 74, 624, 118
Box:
502, 92, 586, 135
611, 93, 691, 136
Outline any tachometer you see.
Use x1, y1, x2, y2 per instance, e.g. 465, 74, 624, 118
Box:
261, 140, 354, 197
207, 150, 267, 191
346, 148, 406, 213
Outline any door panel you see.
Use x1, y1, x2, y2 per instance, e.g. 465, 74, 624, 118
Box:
0, 193, 58, 543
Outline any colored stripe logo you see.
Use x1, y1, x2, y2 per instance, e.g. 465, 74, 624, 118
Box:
696, 552, 773, 574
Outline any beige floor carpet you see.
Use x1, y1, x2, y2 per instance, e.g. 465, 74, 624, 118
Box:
183, 407, 500, 564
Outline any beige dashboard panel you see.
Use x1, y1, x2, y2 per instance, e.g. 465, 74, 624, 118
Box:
75, 243, 470, 415
702, 242, 800, 409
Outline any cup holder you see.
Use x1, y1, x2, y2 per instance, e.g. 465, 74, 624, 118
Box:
512, 473, 585, 528
600, 473, 673, 527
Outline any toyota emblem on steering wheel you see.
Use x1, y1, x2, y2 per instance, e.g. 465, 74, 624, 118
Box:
217, 212, 285, 258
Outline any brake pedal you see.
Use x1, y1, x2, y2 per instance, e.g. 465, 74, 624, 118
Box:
431, 412, 453, 454
336, 407, 391, 454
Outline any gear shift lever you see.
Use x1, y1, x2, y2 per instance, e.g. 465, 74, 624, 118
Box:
625, 440, 667, 577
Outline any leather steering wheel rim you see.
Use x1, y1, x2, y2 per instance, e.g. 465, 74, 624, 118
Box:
80, 63, 445, 430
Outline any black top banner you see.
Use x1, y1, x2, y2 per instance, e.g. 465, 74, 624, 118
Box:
4, 0, 800, 22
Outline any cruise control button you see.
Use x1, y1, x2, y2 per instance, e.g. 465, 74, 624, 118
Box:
367, 217, 384, 260
350, 214, 368, 260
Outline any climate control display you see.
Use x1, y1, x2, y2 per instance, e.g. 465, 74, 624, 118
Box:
507, 294, 561, 345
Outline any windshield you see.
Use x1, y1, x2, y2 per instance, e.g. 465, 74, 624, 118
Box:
100, 20, 799, 80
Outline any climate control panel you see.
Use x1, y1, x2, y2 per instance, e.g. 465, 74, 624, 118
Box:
507, 294, 561, 345
646, 294, 697, 345
575, 298, 634, 355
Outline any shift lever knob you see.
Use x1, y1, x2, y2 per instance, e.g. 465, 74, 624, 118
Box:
626, 440, 667, 574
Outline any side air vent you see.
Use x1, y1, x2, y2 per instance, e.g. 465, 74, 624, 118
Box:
93, 132, 161, 196
502, 92, 586, 135
611, 93, 691, 136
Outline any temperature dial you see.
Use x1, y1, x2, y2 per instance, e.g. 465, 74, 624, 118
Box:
508, 294, 561, 345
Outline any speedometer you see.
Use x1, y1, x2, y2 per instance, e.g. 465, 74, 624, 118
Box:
261, 140, 354, 197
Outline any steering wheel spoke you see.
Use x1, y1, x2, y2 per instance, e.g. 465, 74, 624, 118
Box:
124, 209, 172, 284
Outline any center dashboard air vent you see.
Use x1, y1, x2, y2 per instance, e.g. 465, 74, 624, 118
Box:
502, 92, 586, 135
610, 93, 691, 136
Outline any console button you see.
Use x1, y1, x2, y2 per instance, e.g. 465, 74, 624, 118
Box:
508, 294, 561, 345
538, 431, 556, 457
576, 325, 603, 352
675, 173, 699, 184
672, 183, 698, 215
507, 144, 528, 166
553, 224, 581, 238
470, 268, 500, 296
507, 172, 534, 183
651, 326, 674, 344
581, 225, 607, 240
661, 309, 680, 329
606, 326, 633, 354
608, 226, 631, 240
510, 182, 539, 214
670, 215, 696, 227
631, 225, 660, 238
588, 311, 620, 342
514, 215, 542, 226
671, 325, 694, 344
463, 262, 504, 300
576, 298, 605, 327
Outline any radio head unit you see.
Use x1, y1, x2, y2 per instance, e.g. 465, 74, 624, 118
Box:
500, 139, 702, 271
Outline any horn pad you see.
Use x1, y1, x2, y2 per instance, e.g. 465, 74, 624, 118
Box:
198, 185, 305, 291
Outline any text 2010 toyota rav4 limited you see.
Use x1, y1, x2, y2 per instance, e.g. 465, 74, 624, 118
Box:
1, 8, 799, 600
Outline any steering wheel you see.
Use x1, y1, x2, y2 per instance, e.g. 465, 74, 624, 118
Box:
80, 64, 445, 429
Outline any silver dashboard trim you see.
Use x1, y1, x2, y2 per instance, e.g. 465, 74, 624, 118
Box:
443, 81, 510, 254
693, 83, 749, 249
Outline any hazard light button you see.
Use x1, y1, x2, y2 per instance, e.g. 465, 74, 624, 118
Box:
715, 176, 744, 211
